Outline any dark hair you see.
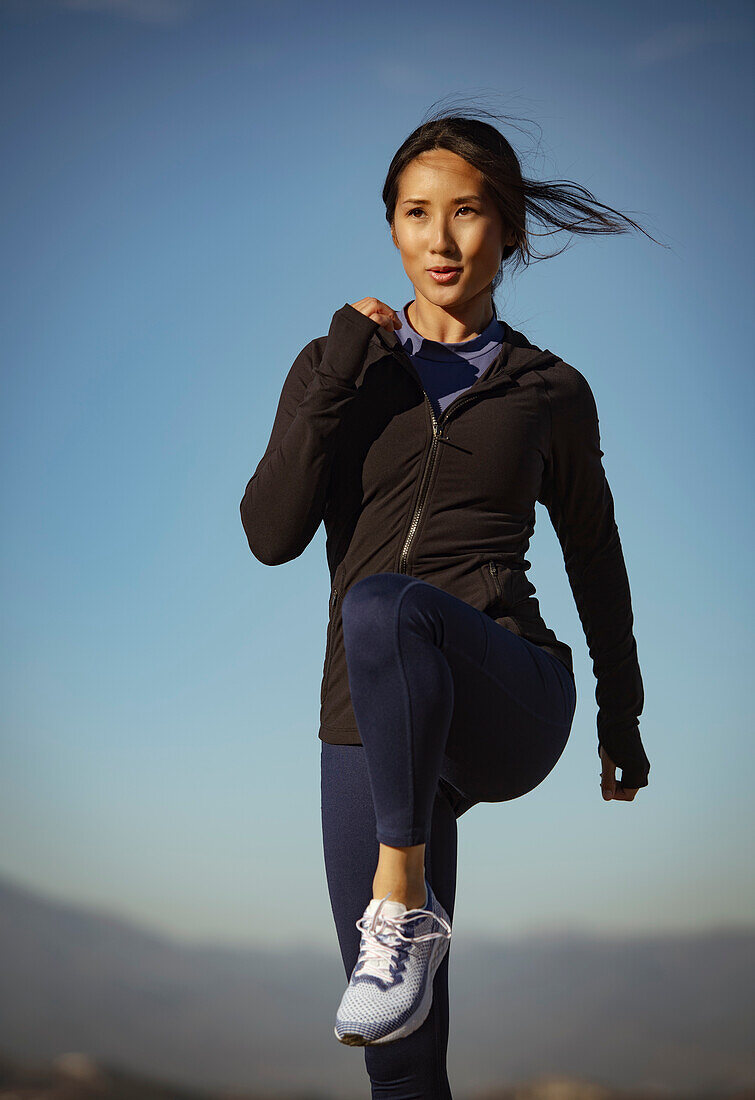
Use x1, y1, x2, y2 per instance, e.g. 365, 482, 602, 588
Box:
382, 99, 666, 305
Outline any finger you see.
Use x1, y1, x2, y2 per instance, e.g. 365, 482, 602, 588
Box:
378, 306, 401, 329
599, 745, 616, 800
601, 776, 615, 799
600, 765, 616, 800
380, 309, 402, 332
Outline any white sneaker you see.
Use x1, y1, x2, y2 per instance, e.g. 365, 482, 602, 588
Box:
334, 879, 452, 1046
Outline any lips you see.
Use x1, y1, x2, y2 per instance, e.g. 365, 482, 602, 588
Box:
428, 267, 462, 272
428, 267, 462, 284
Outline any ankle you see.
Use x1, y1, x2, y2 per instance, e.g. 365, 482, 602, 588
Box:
372, 877, 427, 910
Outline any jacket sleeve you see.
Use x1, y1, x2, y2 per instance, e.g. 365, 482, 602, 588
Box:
240, 303, 380, 566
537, 363, 650, 789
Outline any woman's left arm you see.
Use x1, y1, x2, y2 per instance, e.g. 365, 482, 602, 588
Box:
537, 361, 650, 794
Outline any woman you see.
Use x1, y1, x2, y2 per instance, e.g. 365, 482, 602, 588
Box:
240, 108, 657, 1099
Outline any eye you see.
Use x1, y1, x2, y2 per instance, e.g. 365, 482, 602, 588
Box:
406, 206, 478, 218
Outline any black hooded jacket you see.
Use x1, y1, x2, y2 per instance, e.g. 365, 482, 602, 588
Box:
240, 303, 650, 789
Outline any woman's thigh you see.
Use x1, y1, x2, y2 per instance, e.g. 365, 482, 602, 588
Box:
393, 577, 578, 807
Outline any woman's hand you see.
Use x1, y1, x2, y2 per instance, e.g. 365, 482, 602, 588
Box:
599, 745, 640, 801
350, 297, 402, 334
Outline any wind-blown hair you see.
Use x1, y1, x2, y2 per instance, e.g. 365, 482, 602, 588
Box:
382, 99, 666, 304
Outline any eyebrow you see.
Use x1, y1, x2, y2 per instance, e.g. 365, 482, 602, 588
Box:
400, 194, 483, 205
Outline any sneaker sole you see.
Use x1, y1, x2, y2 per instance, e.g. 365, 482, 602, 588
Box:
333, 900, 451, 1047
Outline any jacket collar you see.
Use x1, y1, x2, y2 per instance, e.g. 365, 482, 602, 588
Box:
370, 317, 558, 388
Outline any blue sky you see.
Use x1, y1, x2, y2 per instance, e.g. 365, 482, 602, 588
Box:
1, 0, 753, 950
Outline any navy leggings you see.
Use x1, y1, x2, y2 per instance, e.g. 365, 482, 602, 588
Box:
320, 572, 576, 1098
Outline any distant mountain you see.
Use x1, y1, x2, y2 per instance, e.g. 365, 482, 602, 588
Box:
2, 1050, 752, 1100
0, 873, 753, 1099
1, 1052, 754, 1100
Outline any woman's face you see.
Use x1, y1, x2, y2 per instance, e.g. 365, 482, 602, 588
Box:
391, 148, 512, 310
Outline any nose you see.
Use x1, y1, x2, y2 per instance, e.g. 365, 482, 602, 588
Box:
429, 219, 459, 254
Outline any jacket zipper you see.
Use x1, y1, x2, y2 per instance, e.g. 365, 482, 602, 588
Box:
488, 560, 503, 600
397, 387, 487, 573
329, 560, 345, 611
324, 572, 343, 689
377, 331, 511, 575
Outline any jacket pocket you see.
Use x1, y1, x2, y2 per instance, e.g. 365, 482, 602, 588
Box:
481, 560, 532, 638
508, 566, 538, 614
481, 560, 511, 615
321, 562, 346, 705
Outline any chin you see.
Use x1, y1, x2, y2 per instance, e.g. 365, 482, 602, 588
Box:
423, 281, 465, 297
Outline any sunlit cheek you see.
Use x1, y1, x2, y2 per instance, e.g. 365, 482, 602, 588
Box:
471, 237, 500, 270
401, 237, 424, 264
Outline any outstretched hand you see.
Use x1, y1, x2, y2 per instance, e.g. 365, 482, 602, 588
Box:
599, 745, 640, 801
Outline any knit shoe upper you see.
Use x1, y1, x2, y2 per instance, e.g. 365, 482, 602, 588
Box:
334, 879, 452, 1046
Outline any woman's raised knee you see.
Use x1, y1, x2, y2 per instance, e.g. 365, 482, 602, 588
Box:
342, 572, 410, 632
342, 573, 442, 651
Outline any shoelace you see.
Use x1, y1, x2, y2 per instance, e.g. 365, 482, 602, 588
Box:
353, 892, 452, 981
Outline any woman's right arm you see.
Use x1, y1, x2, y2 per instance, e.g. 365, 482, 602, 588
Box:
240, 303, 385, 566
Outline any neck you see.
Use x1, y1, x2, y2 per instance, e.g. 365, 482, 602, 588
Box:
407, 292, 495, 344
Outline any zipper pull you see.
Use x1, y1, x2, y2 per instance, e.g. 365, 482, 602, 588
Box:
435, 419, 471, 452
